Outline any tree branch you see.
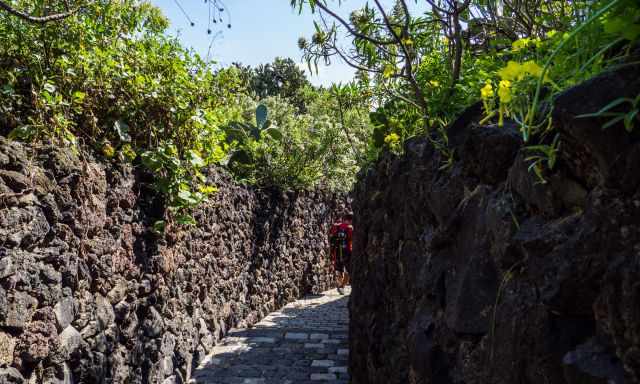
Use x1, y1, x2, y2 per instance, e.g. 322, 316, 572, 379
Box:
449, 0, 471, 90
398, 0, 410, 35
312, 0, 396, 46
333, 46, 383, 75
380, 82, 423, 110
373, 0, 429, 117
0, 1, 81, 24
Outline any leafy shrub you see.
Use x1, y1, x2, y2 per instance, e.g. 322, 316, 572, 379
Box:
236, 57, 314, 113
0, 1, 253, 224
223, 92, 370, 192
291, 0, 640, 182
0, 0, 372, 215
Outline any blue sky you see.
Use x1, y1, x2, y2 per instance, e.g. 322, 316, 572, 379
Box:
149, 1, 428, 87
149, 0, 356, 86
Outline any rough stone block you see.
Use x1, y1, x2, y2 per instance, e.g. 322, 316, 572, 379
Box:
309, 333, 328, 340
284, 333, 308, 340
59, 326, 82, 356
311, 360, 334, 367
0, 332, 15, 365
54, 297, 75, 330
1, 292, 38, 329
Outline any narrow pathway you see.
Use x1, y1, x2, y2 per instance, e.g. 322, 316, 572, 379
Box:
190, 288, 350, 384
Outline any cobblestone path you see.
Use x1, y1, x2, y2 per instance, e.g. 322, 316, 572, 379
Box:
190, 288, 350, 384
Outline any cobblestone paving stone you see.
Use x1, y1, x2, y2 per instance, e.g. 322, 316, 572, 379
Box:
190, 287, 351, 384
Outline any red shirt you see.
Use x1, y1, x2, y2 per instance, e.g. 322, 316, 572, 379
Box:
330, 222, 353, 252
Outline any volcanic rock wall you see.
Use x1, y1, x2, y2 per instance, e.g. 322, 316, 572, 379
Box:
350, 65, 640, 384
0, 138, 343, 383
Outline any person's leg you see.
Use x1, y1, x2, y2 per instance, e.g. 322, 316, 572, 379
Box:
335, 251, 346, 292
337, 267, 347, 293
344, 251, 351, 287
335, 260, 344, 292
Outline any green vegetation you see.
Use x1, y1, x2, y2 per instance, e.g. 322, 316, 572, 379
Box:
0, 0, 372, 225
1, 0, 639, 222
577, 93, 640, 132
294, 0, 640, 168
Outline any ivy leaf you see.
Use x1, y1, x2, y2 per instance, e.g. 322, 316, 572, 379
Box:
176, 214, 197, 226
177, 190, 198, 205
141, 151, 163, 172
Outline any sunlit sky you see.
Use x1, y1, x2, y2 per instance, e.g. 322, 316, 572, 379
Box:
149, 1, 427, 87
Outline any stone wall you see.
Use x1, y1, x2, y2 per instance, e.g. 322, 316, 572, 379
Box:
350, 65, 640, 384
0, 138, 344, 383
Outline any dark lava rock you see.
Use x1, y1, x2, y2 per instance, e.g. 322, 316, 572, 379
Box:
53, 296, 75, 331
563, 338, 625, 384
553, 63, 640, 189
58, 326, 82, 357
15, 309, 58, 363
0, 138, 345, 383
0, 368, 24, 384
350, 65, 640, 384
0, 291, 38, 329
460, 122, 522, 184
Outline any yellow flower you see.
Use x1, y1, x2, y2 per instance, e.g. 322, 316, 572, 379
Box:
121, 144, 137, 161
498, 80, 512, 103
498, 60, 545, 81
497, 61, 523, 81
429, 80, 440, 87
384, 133, 400, 145
481, 81, 494, 99
383, 64, 395, 79
522, 60, 543, 78
511, 38, 531, 52
198, 185, 218, 195
102, 143, 115, 158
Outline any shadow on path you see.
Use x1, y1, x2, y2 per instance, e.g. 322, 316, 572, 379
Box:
189, 288, 351, 384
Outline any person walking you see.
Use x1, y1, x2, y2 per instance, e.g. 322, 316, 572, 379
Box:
329, 211, 353, 295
